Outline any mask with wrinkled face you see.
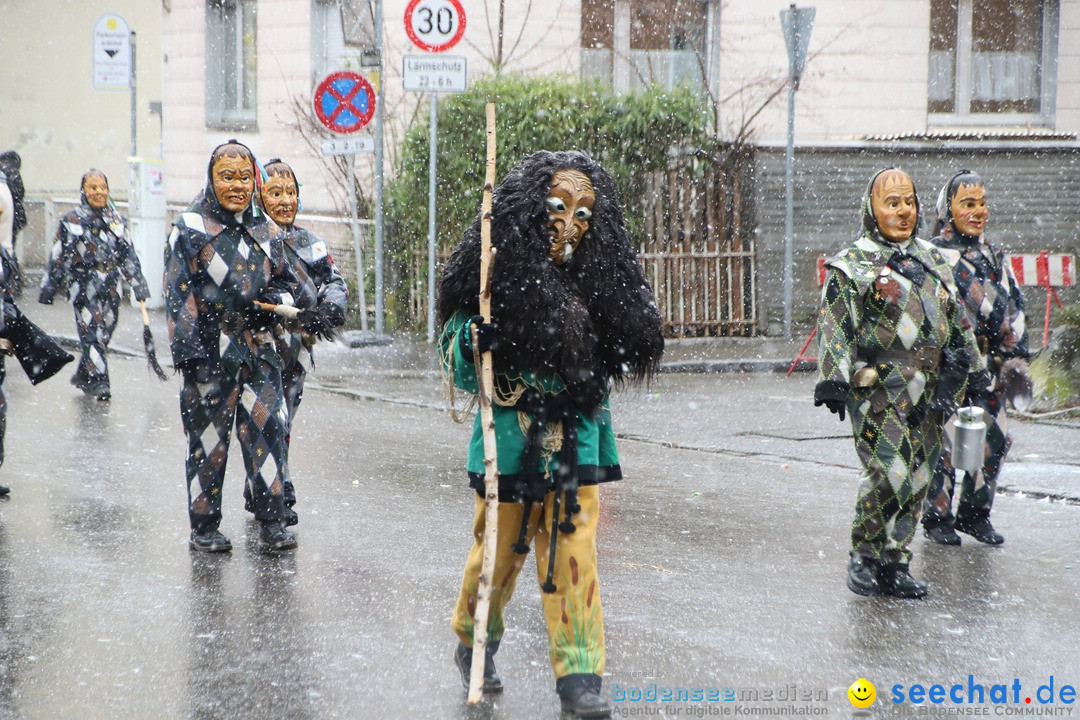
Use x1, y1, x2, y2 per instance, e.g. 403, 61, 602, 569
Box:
950, 181, 988, 238
871, 170, 917, 243
546, 169, 595, 264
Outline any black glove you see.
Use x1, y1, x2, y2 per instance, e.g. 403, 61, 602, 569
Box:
38, 287, 54, 305
459, 315, 498, 361
814, 380, 849, 422
177, 359, 214, 385
249, 292, 288, 330
932, 348, 970, 415
964, 369, 994, 408
298, 304, 339, 342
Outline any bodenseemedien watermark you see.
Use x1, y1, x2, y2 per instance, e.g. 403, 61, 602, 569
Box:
611, 682, 829, 717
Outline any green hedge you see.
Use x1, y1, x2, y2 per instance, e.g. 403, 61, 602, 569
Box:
384, 73, 713, 328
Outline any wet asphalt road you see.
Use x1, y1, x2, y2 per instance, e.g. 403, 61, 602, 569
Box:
0, 304, 1078, 719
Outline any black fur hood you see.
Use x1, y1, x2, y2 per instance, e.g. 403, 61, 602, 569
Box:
437, 150, 663, 387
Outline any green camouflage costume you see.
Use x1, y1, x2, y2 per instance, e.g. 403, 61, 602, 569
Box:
815, 170, 981, 567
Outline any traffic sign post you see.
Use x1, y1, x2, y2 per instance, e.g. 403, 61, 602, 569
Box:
313, 70, 379, 332
404, 0, 468, 342
780, 3, 815, 343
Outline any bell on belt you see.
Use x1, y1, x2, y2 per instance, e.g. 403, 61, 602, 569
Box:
952, 406, 987, 473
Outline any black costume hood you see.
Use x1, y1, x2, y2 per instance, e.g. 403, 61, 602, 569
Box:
933, 169, 983, 242
76, 169, 125, 234
195, 139, 264, 227
860, 166, 924, 243
438, 150, 663, 387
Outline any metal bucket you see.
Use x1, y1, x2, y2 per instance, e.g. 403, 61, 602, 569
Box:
952, 406, 987, 473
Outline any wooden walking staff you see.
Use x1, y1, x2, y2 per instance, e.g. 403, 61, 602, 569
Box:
467, 102, 499, 705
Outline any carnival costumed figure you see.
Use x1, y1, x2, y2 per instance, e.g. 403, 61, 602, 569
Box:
0, 242, 74, 495
39, 170, 152, 400
438, 151, 663, 717
922, 170, 1029, 547
164, 140, 299, 553
0, 151, 26, 294
252, 158, 348, 525
814, 168, 984, 599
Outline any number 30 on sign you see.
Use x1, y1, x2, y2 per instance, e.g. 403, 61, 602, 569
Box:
404, 0, 466, 53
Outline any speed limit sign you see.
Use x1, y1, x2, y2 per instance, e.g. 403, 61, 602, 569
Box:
404, 0, 466, 53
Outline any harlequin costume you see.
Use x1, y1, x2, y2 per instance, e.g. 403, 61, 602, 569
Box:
814, 168, 982, 599
437, 151, 663, 717
39, 170, 151, 400
922, 170, 1029, 547
164, 141, 299, 553
0, 243, 73, 495
253, 158, 348, 523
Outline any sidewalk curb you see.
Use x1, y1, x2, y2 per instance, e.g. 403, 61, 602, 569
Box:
659, 359, 817, 374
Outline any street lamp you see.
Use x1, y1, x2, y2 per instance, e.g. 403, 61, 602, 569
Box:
780, 3, 814, 343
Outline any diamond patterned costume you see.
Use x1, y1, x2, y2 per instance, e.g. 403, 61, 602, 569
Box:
0, 248, 15, 467
165, 186, 297, 534
816, 172, 981, 567
272, 226, 347, 508
924, 175, 1029, 531
39, 190, 150, 395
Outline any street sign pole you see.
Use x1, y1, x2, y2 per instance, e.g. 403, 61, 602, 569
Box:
129, 30, 137, 157
348, 154, 370, 332
404, 0, 468, 342
312, 70, 377, 333
426, 93, 438, 343
781, 4, 815, 343
374, 0, 386, 336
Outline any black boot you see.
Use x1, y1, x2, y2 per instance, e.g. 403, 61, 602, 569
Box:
846, 554, 880, 596
879, 563, 928, 599
453, 641, 503, 693
259, 521, 297, 551
189, 528, 232, 553
954, 510, 1004, 545
923, 521, 962, 546
0, 485, 10, 496
70, 368, 91, 391
557, 674, 611, 719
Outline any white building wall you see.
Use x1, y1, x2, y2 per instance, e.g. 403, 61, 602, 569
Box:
162, 0, 319, 209
159, 0, 1080, 212
161, 0, 581, 216
718, 0, 933, 144
0, 0, 164, 197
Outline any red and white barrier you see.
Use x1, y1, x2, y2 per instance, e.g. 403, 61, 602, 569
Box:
1006, 251, 1075, 347
1008, 252, 1074, 288
787, 256, 827, 377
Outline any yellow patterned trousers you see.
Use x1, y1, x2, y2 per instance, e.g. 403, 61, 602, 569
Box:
452, 485, 605, 680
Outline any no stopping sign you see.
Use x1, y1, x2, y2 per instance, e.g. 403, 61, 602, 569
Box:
313, 71, 376, 134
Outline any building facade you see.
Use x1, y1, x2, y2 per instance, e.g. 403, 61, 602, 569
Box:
4, 0, 1078, 330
